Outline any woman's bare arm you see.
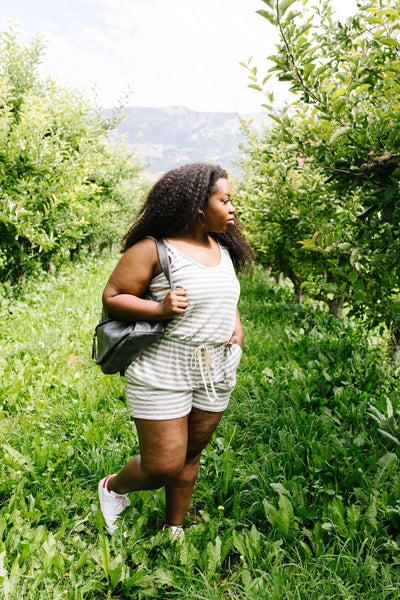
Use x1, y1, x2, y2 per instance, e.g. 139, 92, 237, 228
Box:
102, 238, 187, 321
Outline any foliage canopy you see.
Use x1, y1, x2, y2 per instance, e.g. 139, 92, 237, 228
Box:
238, 0, 400, 333
0, 27, 146, 282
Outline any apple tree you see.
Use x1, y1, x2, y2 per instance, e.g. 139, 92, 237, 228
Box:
238, 0, 400, 337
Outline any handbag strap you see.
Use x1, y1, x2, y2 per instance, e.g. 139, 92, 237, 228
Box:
148, 237, 176, 291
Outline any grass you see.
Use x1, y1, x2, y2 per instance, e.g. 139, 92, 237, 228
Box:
1, 258, 400, 598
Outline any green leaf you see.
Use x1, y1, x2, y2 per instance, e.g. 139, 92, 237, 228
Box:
0, 550, 8, 585
270, 482, 289, 495
338, 242, 351, 251
331, 88, 347, 100
299, 539, 313, 558
153, 568, 176, 586
232, 531, 247, 557
279, 0, 298, 16
328, 497, 348, 536
364, 496, 378, 533
348, 272, 358, 285
2, 444, 33, 469
322, 82, 335, 93
298, 241, 324, 253
378, 430, 400, 446
375, 452, 398, 485
374, 28, 387, 39
98, 533, 110, 579
329, 127, 352, 143
379, 37, 398, 47
277, 494, 294, 538
365, 16, 382, 25
346, 504, 361, 535
303, 62, 315, 78
311, 231, 320, 245
206, 536, 222, 580
256, 9, 276, 25
269, 114, 284, 125
382, 8, 399, 17
248, 84, 263, 91
356, 84, 371, 94
263, 499, 278, 526
109, 555, 124, 590
75, 549, 91, 570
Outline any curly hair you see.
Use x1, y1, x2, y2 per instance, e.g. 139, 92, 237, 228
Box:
121, 163, 254, 270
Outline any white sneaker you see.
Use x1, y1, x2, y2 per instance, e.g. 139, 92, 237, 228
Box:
162, 525, 185, 539
98, 474, 131, 535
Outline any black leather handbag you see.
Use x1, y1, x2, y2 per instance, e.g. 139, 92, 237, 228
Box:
92, 238, 175, 375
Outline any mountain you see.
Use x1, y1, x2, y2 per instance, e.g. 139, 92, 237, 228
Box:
108, 105, 268, 177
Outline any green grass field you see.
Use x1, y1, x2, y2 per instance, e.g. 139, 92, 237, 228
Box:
1, 257, 400, 599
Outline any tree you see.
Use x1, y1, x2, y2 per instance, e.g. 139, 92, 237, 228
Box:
237, 120, 359, 318
238, 0, 400, 335
0, 27, 146, 282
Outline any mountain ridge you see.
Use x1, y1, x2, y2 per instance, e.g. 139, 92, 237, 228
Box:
108, 105, 268, 176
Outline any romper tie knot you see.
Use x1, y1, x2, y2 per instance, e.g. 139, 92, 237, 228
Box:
190, 344, 219, 403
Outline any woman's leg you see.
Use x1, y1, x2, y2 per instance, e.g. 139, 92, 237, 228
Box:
108, 416, 189, 494
164, 408, 224, 526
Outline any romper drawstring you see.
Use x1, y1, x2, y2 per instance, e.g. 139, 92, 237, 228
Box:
190, 344, 219, 403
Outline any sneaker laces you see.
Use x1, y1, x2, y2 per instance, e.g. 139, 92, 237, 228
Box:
162, 525, 184, 539
111, 493, 130, 516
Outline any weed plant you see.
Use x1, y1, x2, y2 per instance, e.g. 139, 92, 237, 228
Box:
1, 260, 400, 599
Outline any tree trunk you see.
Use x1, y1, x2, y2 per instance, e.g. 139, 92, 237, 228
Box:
390, 327, 400, 358
327, 297, 345, 320
287, 269, 305, 303
293, 282, 305, 303
69, 248, 77, 262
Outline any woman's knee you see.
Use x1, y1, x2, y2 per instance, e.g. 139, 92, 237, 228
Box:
186, 429, 215, 459
186, 444, 206, 462
135, 415, 189, 486
187, 408, 223, 458
140, 456, 184, 486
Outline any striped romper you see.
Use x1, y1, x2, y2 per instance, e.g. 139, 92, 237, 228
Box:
125, 239, 242, 420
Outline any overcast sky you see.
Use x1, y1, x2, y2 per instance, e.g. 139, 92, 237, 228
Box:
0, 0, 358, 114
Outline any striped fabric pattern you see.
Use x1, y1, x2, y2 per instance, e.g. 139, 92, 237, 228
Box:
124, 240, 242, 420
125, 338, 242, 419
150, 240, 240, 345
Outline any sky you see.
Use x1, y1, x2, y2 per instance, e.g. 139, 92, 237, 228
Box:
0, 0, 358, 114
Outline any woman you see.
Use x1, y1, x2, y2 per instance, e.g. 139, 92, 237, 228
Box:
98, 163, 254, 537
